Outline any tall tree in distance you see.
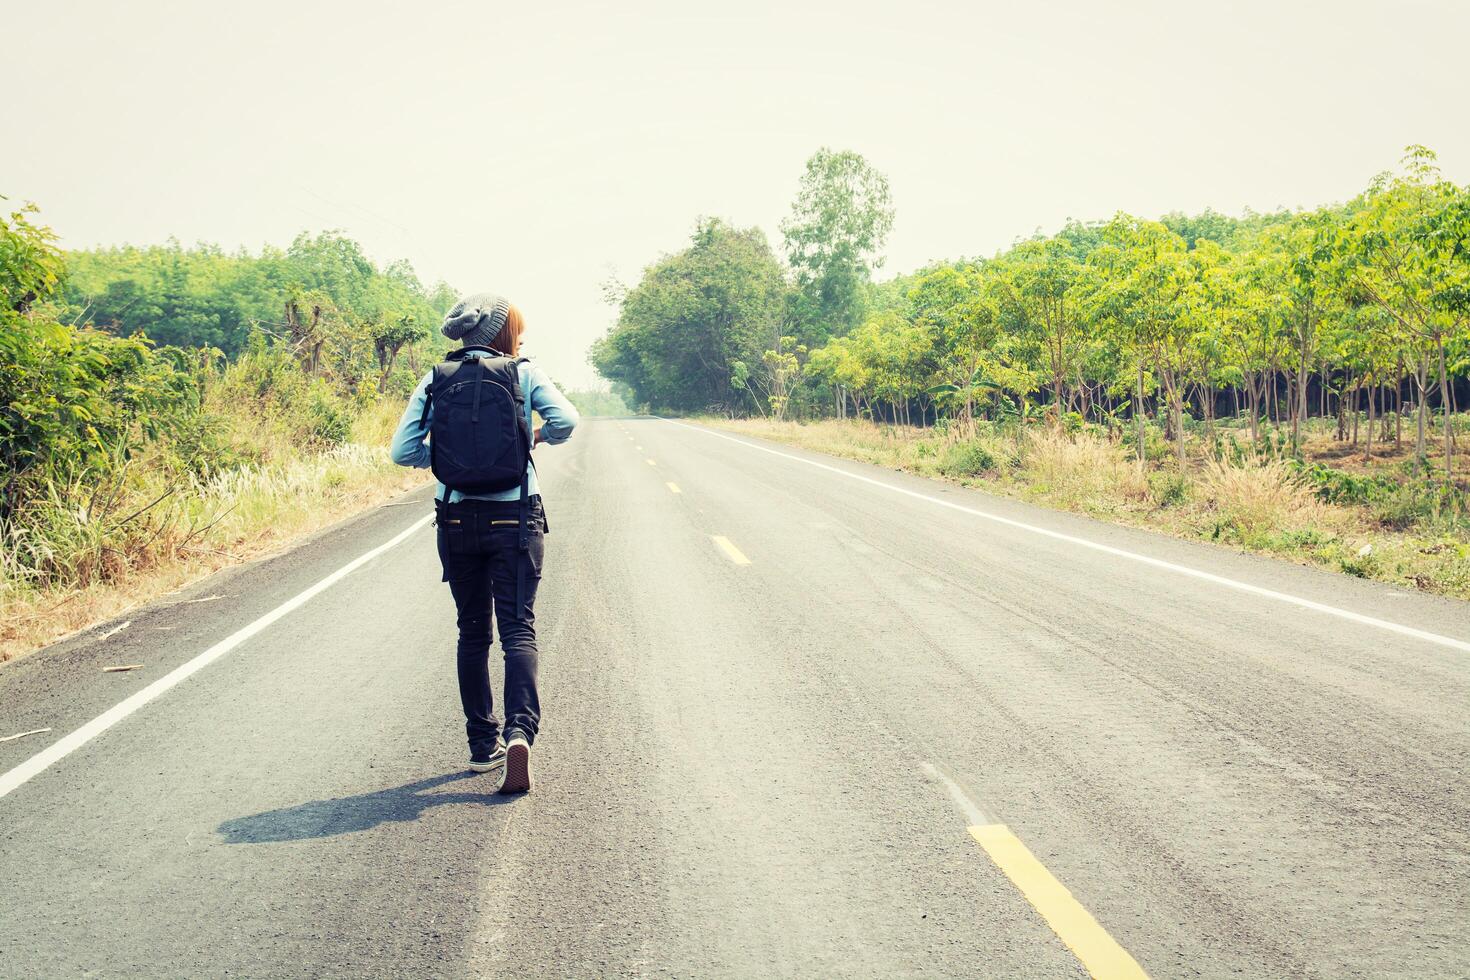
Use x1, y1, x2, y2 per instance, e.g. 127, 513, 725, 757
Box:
780, 148, 895, 346
591, 218, 787, 413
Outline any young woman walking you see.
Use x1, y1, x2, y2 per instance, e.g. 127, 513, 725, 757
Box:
390, 293, 579, 793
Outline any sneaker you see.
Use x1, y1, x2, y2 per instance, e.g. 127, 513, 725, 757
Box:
499, 733, 531, 793
469, 738, 505, 773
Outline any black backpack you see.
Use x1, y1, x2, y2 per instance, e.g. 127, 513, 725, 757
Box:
420, 347, 532, 495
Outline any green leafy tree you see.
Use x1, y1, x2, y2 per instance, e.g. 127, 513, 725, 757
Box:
591, 219, 788, 413
781, 148, 895, 345
1336, 146, 1470, 476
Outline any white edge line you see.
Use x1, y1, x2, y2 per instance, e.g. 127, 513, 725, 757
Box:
659, 418, 1470, 653
0, 511, 435, 800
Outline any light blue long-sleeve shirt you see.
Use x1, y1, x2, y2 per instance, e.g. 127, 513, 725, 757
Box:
389, 353, 579, 502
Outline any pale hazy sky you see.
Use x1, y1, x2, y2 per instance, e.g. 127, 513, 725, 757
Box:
9, 0, 1468, 386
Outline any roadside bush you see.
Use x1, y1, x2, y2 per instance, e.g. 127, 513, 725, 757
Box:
938, 440, 996, 477
1123, 423, 1174, 463
1293, 461, 1468, 533
1371, 482, 1468, 532
1295, 462, 1395, 506
1148, 471, 1189, 507
1338, 548, 1381, 579
307, 381, 354, 445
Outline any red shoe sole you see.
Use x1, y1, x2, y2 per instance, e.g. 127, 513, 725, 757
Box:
500, 742, 531, 793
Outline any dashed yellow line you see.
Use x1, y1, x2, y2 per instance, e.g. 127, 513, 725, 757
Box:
711, 535, 751, 565
969, 825, 1148, 979
666, 482, 681, 494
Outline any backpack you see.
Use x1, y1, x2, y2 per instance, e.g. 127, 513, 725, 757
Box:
420, 347, 532, 496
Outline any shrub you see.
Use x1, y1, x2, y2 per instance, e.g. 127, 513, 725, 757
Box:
1148, 471, 1189, 507
938, 440, 996, 477
1372, 482, 1469, 532
1295, 462, 1395, 506
1123, 423, 1174, 463
1292, 461, 1468, 533
1339, 548, 1380, 579
307, 382, 354, 445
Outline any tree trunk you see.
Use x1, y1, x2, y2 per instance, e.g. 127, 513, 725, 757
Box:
1350, 380, 1359, 447
1394, 378, 1402, 448
1246, 374, 1260, 445
1415, 360, 1428, 476
1203, 381, 1216, 443
1292, 351, 1308, 452
1135, 362, 1146, 467
1364, 382, 1375, 462
1438, 338, 1454, 479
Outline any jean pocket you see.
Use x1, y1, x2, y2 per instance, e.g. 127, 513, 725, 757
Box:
525, 532, 545, 577
439, 519, 473, 555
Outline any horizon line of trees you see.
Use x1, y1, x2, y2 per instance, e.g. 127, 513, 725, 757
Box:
591, 145, 1470, 479
59, 233, 459, 396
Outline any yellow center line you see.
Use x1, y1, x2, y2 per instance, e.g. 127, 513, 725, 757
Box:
666, 482, 681, 494
711, 535, 751, 565
968, 825, 1148, 979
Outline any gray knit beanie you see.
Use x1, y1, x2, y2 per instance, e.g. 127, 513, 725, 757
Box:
441, 292, 510, 348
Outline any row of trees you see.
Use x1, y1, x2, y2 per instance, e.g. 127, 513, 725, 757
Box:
2, 201, 462, 535
62, 233, 456, 394
592, 147, 1470, 478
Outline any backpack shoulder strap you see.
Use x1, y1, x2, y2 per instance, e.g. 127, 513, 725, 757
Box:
419, 366, 439, 427
420, 362, 464, 426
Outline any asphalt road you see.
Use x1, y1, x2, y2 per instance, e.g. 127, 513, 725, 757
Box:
2, 417, 1467, 978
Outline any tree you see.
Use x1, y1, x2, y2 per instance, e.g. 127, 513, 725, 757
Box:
591, 219, 788, 413
909, 264, 996, 434
0, 203, 194, 522
1, 200, 66, 313
1089, 216, 1192, 463
989, 235, 1094, 420
780, 148, 895, 345
1337, 146, 1470, 477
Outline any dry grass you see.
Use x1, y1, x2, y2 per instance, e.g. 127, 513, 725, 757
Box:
0, 402, 430, 664
1195, 459, 1328, 540
1018, 429, 1148, 510
704, 416, 1470, 600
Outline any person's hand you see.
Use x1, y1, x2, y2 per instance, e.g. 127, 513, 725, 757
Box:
533, 426, 545, 446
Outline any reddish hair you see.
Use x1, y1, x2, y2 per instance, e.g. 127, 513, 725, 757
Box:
487, 304, 524, 357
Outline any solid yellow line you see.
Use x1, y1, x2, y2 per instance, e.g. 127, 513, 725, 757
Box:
667, 482, 682, 494
711, 535, 751, 565
969, 825, 1148, 979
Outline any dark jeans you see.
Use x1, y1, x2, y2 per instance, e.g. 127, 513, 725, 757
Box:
435, 495, 546, 751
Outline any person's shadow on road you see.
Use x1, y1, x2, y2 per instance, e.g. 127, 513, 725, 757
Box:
217, 770, 516, 844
